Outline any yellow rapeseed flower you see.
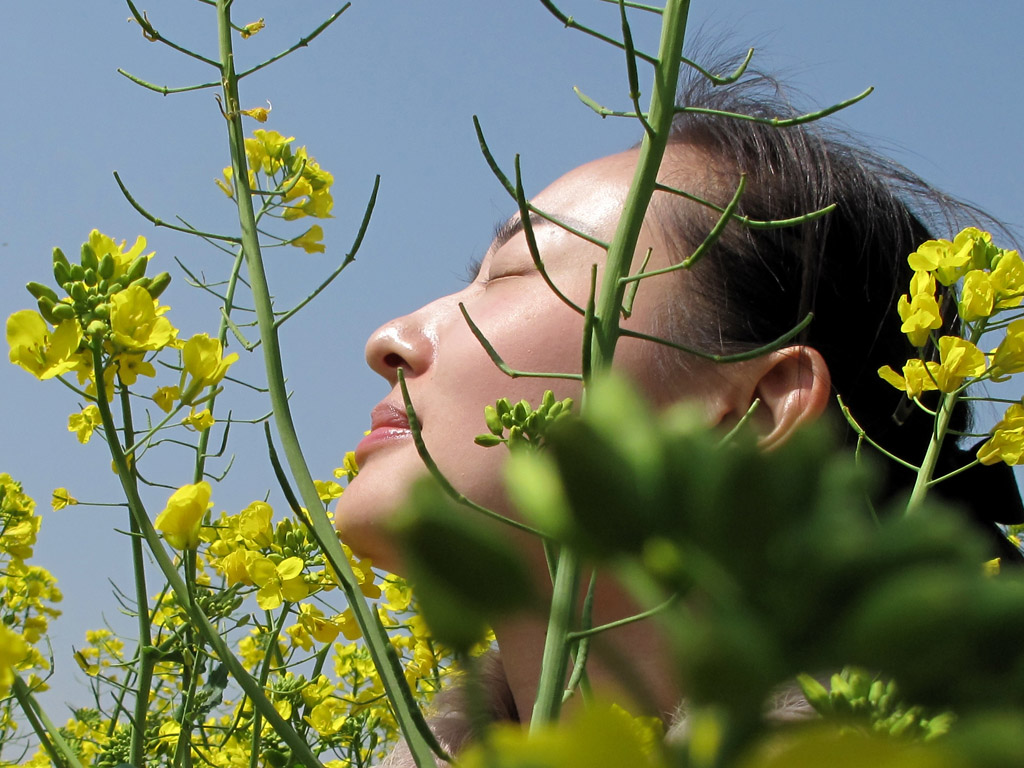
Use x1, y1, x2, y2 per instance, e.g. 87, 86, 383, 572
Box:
7, 311, 83, 380
896, 271, 943, 347
68, 405, 102, 444
291, 225, 326, 254
51, 488, 78, 511
180, 333, 238, 403
182, 407, 215, 432
239, 18, 265, 38
109, 285, 177, 352
978, 403, 1024, 466
154, 481, 213, 550
989, 319, 1024, 381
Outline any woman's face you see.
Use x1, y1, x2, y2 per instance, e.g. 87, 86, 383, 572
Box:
335, 149, 724, 570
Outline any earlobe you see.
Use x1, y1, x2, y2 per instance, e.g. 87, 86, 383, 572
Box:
750, 346, 832, 448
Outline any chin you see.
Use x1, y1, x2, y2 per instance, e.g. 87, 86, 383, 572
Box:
333, 468, 413, 574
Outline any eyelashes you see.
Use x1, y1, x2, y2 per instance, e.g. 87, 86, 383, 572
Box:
464, 256, 483, 284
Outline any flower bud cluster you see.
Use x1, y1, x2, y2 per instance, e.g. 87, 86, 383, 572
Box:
475, 390, 574, 452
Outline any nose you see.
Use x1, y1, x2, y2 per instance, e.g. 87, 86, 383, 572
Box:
364, 305, 436, 385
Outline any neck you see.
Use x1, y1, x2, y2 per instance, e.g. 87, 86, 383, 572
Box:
493, 573, 680, 724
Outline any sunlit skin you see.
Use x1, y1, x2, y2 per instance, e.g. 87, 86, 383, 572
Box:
335, 147, 830, 719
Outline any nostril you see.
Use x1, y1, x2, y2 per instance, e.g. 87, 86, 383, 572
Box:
383, 352, 405, 368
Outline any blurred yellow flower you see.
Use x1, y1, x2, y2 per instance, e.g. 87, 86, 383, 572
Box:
51, 488, 78, 511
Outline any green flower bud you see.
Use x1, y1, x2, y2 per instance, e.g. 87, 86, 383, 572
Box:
80, 242, 98, 271
93, 303, 110, 320
147, 272, 172, 300
98, 253, 115, 280
69, 264, 85, 282
51, 302, 76, 322
474, 433, 504, 447
70, 282, 89, 305
26, 281, 59, 303
513, 401, 528, 422
496, 398, 511, 419
53, 262, 71, 288
126, 254, 148, 283
484, 405, 503, 436
83, 268, 97, 287
36, 296, 58, 324
52, 246, 70, 270
86, 320, 108, 337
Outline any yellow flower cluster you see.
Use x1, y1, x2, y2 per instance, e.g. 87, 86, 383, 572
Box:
7, 231, 240, 449
878, 228, 1024, 466
215, 129, 334, 254
0, 474, 61, 741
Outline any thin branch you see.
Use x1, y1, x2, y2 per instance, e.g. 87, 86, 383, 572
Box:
275, 175, 380, 328
513, 157, 585, 315
396, 369, 547, 537
459, 303, 583, 381
125, 0, 221, 67
538, 0, 657, 64
618, 311, 815, 363
652, 182, 835, 229
237, 4, 352, 80
114, 172, 241, 243
676, 87, 875, 127
620, 174, 746, 283
116, 69, 220, 95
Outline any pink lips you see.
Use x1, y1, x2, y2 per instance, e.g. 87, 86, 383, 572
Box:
354, 401, 413, 465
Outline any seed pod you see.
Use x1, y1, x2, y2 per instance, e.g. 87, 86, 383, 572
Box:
147, 272, 172, 300
51, 302, 76, 322
98, 253, 115, 280
36, 297, 58, 324
80, 242, 98, 272
125, 254, 148, 283
26, 281, 59, 303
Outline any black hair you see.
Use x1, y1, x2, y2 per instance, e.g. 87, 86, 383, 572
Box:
650, 59, 1023, 554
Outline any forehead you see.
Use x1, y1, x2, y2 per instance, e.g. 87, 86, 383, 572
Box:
485, 150, 641, 257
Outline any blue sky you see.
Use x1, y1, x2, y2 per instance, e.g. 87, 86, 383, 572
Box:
2, 1, 1022, 705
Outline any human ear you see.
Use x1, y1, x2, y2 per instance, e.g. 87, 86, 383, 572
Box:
716, 346, 832, 448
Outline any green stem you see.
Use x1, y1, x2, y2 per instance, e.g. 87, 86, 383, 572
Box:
90, 342, 324, 768
12, 676, 86, 768
119, 386, 154, 768
214, 3, 442, 764
530, 548, 582, 729
589, 0, 689, 375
